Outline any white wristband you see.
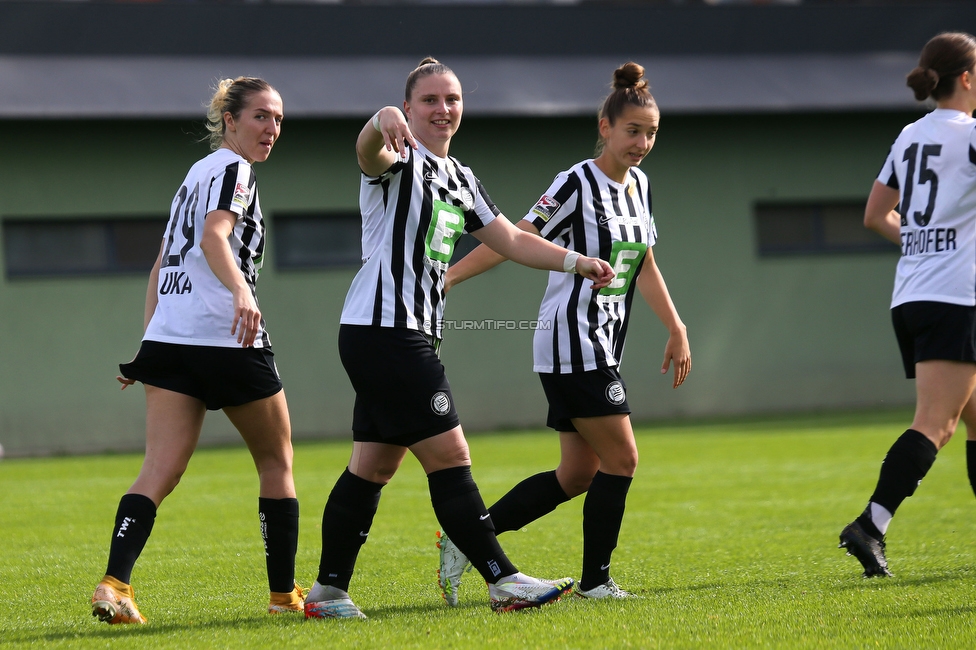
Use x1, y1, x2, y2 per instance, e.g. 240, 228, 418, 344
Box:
563, 251, 581, 274
371, 110, 382, 132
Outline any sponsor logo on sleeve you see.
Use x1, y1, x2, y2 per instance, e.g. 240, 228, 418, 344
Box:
530, 195, 561, 222
232, 182, 251, 211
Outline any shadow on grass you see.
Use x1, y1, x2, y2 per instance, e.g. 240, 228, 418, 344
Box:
3, 614, 281, 644
833, 564, 974, 591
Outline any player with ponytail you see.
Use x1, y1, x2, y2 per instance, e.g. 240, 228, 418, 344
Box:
839, 32, 976, 577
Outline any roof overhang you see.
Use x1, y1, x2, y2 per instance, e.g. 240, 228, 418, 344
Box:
0, 52, 926, 120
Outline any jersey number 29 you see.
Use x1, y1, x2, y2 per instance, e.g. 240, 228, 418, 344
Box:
161, 183, 199, 269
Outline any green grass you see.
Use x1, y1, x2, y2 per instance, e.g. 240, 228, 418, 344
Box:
2, 409, 975, 648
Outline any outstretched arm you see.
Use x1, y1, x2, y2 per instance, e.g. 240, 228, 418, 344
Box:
446, 220, 539, 292
637, 247, 690, 388
472, 216, 614, 289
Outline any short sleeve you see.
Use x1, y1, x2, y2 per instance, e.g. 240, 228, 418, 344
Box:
523, 171, 580, 240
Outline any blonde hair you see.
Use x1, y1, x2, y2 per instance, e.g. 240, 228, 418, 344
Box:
205, 77, 277, 151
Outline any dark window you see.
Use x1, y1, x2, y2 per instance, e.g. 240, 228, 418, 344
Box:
271, 211, 486, 270
273, 211, 363, 269
3, 217, 167, 279
755, 201, 897, 256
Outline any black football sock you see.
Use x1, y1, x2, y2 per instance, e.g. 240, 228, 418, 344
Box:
316, 469, 383, 591
489, 470, 571, 534
868, 429, 938, 516
105, 493, 157, 584
967, 440, 976, 499
580, 471, 632, 591
428, 465, 518, 583
258, 497, 300, 594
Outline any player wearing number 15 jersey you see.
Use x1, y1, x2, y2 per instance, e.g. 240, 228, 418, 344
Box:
839, 32, 976, 579
444, 63, 690, 601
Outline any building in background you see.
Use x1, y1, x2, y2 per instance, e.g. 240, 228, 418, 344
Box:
1, 1, 971, 455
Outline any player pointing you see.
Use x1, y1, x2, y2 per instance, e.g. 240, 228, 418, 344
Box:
302, 57, 614, 619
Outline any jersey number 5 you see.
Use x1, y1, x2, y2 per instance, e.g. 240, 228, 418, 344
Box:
900, 142, 942, 228
161, 183, 199, 269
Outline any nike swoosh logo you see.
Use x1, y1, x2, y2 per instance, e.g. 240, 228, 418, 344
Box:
600, 563, 611, 570
359, 531, 369, 537
479, 514, 490, 520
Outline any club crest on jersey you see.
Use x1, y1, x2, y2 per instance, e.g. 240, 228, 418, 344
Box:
458, 187, 475, 211
232, 182, 251, 211
606, 381, 626, 406
531, 195, 560, 222
431, 391, 452, 416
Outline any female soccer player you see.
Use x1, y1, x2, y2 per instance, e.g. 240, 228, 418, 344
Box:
437, 62, 690, 602
302, 58, 615, 619
90, 78, 303, 624
838, 32, 976, 577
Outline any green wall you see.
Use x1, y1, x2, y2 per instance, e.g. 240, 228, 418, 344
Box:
0, 112, 919, 455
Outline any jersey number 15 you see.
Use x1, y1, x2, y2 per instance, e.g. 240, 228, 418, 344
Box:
900, 142, 942, 228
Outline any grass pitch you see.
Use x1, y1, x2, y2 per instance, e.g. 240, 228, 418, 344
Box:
2, 409, 975, 648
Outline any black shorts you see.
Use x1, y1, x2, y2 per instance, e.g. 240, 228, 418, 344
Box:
891, 301, 976, 379
119, 340, 283, 410
338, 325, 460, 447
538, 366, 632, 433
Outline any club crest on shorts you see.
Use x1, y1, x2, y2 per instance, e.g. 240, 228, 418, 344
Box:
431, 391, 452, 416
605, 380, 626, 406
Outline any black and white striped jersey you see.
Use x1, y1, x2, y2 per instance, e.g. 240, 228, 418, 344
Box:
340, 141, 499, 339
878, 108, 976, 308
144, 148, 270, 348
525, 160, 656, 373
